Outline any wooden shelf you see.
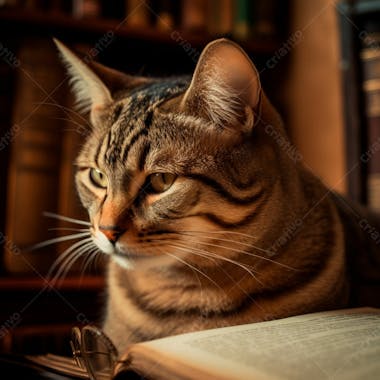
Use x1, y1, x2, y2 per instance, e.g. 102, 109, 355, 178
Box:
0, 275, 104, 291
0, 9, 280, 55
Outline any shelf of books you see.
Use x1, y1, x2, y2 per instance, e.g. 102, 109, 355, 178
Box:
0, 8, 281, 54
338, 0, 380, 210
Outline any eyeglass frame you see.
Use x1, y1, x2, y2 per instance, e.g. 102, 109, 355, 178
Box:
70, 325, 129, 380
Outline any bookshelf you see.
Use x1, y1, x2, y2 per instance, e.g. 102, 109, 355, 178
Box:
337, 0, 380, 205
0, 0, 289, 355
0, 9, 280, 54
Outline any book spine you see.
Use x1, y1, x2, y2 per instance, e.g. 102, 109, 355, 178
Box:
0, 43, 17, 271
101, 0, 125, 20
72, 0, 101, 18
153, 0, 177, 31
3, 38, 66, 274
361, 40, 380, 212
181, 0, 207, 32
233, 0, 252, 40
251, 0, 278, 38
206, 0, 221, 36
218, 0, 233, 36
125, 0, 151, 27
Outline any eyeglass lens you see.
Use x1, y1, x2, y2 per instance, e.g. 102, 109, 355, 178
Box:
82, 327, 116, 380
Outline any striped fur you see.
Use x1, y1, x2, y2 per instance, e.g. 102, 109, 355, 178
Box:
56, 39, 380, 354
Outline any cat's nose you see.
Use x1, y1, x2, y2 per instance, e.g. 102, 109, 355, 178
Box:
99, 225, 125, 244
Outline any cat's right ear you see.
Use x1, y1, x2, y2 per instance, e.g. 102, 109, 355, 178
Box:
53, 39, 146, 125
180, 39, 262, 134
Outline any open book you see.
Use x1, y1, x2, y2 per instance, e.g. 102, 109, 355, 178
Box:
28, 307, 380, 379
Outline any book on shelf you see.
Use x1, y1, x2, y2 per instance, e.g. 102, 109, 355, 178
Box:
181, 0, 207, 32
0, 43, 16, 243
250, 0, 279, 38
3, 37, 66, 275
125, 0, 151, 28
361, 32, 380, 212
72, 0, 101, 18
233, 0, 252, 40
206, 0, 233, 36
26, 307, 380, 379
153, 0, 181, 31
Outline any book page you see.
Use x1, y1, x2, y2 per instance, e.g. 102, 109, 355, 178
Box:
137, 308, 380, 380
26, 354, 88, 379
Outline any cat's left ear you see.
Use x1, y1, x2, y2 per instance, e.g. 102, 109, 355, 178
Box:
53, 39, 146, 125
181, 39, 261, 133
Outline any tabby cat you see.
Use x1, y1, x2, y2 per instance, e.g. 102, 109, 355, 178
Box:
55, 38, 380, 353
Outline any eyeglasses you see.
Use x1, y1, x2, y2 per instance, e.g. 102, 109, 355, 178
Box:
70, 325, 126, 380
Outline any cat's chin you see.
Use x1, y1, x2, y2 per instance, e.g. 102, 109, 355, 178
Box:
112, 254, 135, 270
92, 232, 115, 255
111, 250, 176, 271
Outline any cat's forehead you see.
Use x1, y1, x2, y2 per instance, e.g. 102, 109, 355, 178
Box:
102, 78, 189, 167
119, 78, 189, 119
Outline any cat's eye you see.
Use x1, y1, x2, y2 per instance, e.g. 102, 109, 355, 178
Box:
148, 173, 177, 193
89, 168, 108, 189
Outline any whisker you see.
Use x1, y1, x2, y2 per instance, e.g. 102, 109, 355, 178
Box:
47, 238, 93, 278
78, 246, 102, 285
28, 232, 90, 251
94, 248, 104, 270
178, 230, 276, 256
45, 115, 88, 132
224, 270, 267, 313
183, 229, 251, 237
156, 244, 205, 299
51, 251, 80, 285
52, 253, 81, 286
168, 242, 267, 312
81, 246, 100, 275
164, 250, 223, 292
51, 116, 89, 131
51, 241, 95, 285
43, 212, 91, 226
33, 101, 90, 125
48, 227, 89, 232
177, 233, 296, 271
170, 242, 264, 287
148, 237, 262, 277
143, 240, 266, 314
181, 230, 293, 263
166, 243, 217, 265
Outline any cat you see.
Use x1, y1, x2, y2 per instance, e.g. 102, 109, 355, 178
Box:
54, 38, 380, 354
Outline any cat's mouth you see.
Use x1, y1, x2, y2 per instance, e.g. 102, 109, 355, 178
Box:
92, 230, 170, 269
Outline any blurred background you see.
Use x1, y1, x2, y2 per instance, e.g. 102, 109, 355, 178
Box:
0, 0, 378, 356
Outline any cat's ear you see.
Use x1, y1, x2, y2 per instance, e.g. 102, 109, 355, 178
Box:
181, 39, 261, 133
53, 39, 112, 118
53, 39, 146, 124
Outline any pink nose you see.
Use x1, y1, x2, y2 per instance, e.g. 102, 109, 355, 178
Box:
99, 226, 125, 243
